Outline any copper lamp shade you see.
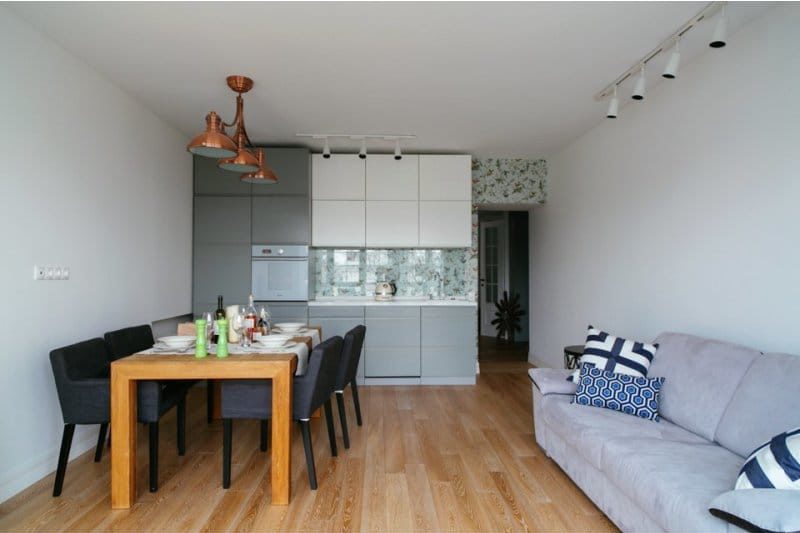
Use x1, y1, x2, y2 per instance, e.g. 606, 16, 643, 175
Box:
186, 112, 237, 158
241, 149, 279, 184
218, 148, 260, 173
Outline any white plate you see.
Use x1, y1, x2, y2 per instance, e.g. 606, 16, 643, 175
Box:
274, 322, 305, 332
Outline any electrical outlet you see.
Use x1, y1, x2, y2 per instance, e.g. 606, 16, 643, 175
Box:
34, 264, 70, 280
63, 267, 70, 280
44, 266, 54, 280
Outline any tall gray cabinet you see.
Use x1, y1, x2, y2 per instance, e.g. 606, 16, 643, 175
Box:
192, 148, 310, 316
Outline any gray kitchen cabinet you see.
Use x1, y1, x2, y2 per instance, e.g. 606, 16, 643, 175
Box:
193, 243, 251, 314
251, 148, 309, 196
194, 155, 252, 196
194, 197, 251, 245
266, 302, 309, 324
364, 307, 421, 377
421, 307, 477, 379
309, 306, 366, 380
251, 196, 309, 244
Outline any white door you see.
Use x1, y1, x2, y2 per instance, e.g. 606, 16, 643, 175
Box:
419, 201, 472, 247
312, 200, 365, 246
366, 201, 418, 247
366, 155, 419, 200
479, 220, 506, 336
311, 154, 365, 200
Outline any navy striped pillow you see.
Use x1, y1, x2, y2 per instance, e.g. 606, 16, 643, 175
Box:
570, 325, 658, 382
736, 428, 800, 490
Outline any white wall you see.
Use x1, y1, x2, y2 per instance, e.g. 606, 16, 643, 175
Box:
530, 6, 800, 368
0, 8, 192, 502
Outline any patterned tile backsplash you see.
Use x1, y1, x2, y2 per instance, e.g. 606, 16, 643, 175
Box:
312, 248, 477, 299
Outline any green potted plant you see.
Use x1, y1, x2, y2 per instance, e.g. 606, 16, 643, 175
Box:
492, 291, 525, 343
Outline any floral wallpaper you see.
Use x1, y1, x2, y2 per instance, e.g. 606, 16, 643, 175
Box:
472, 158, 548, 204
312, 248, 476, 299
311, 158, 547, 299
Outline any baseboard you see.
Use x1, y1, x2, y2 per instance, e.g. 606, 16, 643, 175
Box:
420, 377, 476, 385
363, 377, 421, 386
0, 426, 96, 504
528, 351, 550, 369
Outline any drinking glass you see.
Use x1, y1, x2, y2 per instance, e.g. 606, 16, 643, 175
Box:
231, 310, 249, 348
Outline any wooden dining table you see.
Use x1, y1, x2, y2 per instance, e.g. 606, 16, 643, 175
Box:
110, 327, 321, 510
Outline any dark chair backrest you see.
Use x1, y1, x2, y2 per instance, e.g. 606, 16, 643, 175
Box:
50, 338, 111, 424
335, 325, 366, 390
104, 324, 154, 360
295, 336, 343, 418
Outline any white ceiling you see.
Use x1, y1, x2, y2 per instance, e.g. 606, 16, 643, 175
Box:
9, 2, 771, 158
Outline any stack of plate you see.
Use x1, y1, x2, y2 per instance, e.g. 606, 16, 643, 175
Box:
257, 334, 294, 349
155, 336, 196, 351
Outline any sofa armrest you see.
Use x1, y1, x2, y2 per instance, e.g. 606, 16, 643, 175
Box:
528, 368, 577, 396
709, 489, 800, 533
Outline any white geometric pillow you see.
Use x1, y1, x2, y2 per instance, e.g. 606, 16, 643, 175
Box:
570, 325, 658, 382
736, 428, 800, 490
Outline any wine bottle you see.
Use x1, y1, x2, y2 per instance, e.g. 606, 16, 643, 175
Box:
244, 294, 258, 343
212, 295, 224, 343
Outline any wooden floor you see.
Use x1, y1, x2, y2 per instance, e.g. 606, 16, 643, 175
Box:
0, 361, 616, 532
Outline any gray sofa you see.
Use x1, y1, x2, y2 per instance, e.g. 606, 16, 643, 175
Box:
530, 332, 800, 532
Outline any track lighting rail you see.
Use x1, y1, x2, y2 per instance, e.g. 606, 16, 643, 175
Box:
594, 1, 726, 102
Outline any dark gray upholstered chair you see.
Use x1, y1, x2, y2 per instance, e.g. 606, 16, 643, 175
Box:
49, 338, 111, 497
103, 325, 193, 493
220, 336, 344, 490
334, 325, 366, 449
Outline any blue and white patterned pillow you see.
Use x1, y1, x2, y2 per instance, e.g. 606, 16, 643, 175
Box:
573, 365, 665, 421
735, 428, 800, 490
570, 325, 658, 382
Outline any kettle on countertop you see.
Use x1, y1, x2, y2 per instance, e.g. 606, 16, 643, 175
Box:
375, 280, 397, 301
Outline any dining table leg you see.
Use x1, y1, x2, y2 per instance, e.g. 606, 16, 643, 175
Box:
270, 365, 293, 504
110, 370, 137, 509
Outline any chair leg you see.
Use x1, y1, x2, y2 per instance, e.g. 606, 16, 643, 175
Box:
53, 424, 75, 497
177, 398, 186, 456
323, 399, 338, 457
95, 423, 108, 462
299, 420, 317, 490
336, 392, 350, 450
149, 422, 159, 492
351, 380, 363, 426
260, 420, 269, 452
207, 380, 214, 424
222, 419, 232, 489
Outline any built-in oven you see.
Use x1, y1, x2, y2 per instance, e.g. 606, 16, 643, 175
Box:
251, 245, 309, 301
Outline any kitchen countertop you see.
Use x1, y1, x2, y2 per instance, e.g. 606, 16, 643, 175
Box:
308, 297, 477, 307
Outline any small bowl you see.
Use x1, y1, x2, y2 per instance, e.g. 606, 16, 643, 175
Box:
157, 336, 196, 348
257, 334, 293, 347
275, 322, 305, 333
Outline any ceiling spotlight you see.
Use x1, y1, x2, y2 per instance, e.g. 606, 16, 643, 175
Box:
358, 138, 367, 159
394, 139, 402, 160
710, 7, 727, 48
606, 86, 619, 119
631, 65, 646, 100
662, 39, 681, 79
322, 137, 331, 159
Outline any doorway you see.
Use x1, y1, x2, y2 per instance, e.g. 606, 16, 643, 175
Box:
478, 210, 529, 362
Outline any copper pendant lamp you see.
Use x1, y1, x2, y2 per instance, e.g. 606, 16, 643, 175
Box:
241, 149, 278, 184
186, 76, 278, 182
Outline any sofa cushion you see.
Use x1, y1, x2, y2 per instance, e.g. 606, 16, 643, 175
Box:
715, 352, 800, 458
649, 332, 761, 441
542, 394, 708, 471
574, 365, 665, 421
736, 427, 800, 490
570, 325, 658, 381
709, 489, 800, 533
602, 436, 742, 532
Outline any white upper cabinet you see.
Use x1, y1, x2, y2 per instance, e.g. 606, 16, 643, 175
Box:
419, 201, 472, 248
419, 155, 472, 201
312, 154, 365, 200
312, 200, 365, 247
366, 201, 418, 247
366, 155, 419, 200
